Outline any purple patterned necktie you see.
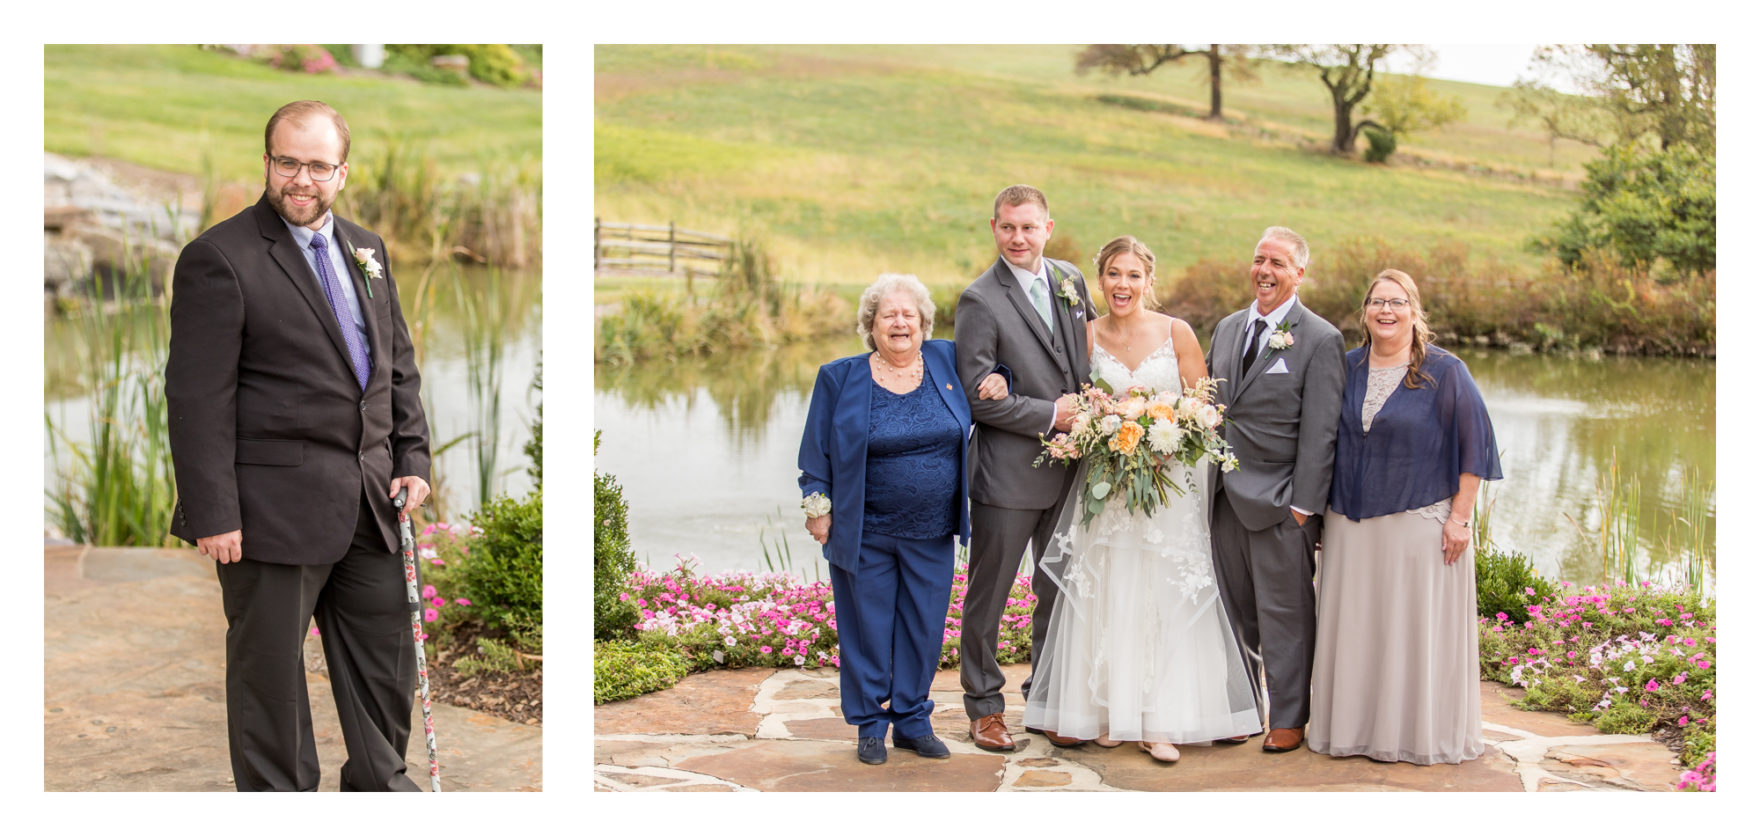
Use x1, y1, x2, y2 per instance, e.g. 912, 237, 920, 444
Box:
310, 232, 370, 391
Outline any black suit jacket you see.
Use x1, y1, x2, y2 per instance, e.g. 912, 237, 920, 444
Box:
166, 195, 430, 565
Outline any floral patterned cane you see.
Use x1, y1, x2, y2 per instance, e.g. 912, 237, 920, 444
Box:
396, 488, 441, 792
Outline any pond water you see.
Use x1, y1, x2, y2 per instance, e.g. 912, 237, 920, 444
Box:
43, 265, 541, 529
594, 335, 1715, 591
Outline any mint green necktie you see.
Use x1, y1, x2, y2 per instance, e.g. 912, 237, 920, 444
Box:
1030, 274, 1053, 330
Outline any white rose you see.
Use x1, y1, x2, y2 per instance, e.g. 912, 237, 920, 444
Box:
1099, 415, 1123, 435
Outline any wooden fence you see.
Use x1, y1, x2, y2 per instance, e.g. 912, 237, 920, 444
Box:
594, 219, 733, 276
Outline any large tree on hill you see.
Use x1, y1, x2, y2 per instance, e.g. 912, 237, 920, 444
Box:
1074, 44, 1257, 120
1274, 44, 1432, 155
1505, 44, 1715, 154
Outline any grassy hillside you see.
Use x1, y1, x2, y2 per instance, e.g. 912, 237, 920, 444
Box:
45, 44, 542, 183
595, 45, 1588, 297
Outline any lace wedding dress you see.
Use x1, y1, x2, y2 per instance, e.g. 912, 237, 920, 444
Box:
1023, 338, 1263, 743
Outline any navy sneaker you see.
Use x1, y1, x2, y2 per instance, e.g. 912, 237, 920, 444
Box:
892, 733, 951, 759
857, 736, 887, 765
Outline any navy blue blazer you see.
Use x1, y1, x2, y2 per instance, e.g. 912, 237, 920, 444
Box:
798, 339, 973, 571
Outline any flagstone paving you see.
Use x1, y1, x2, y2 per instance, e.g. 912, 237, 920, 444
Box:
594, 666, 1686, 792
44, 545, 541, 791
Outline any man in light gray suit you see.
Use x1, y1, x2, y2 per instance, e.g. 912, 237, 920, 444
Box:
1206, 226, 1346, 754
954, 185, 1097, 752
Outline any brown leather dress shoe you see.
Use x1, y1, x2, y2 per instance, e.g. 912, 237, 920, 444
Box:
970, 713, 1016, 752
1029, 727, 1087, 748
1262, 727, 1305, 753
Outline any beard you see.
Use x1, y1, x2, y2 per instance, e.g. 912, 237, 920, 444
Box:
266, 177, 335, 229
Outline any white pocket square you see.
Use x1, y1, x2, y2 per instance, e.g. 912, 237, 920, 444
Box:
1267, 357, 1290, 374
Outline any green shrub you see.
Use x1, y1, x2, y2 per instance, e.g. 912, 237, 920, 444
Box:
454, 636, 524, 678
457, 488, 543, 631
385, 44, 534, 87
595, 639, 692, 704
1533, 143, 1715, 279
594, 433, 639, 639
1475, 546, 1559, 620
1362, 126, 1397, 164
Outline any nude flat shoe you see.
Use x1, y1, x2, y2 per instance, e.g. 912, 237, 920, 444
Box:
1140, 741, 1181, 763
1094, 734, 1123, 748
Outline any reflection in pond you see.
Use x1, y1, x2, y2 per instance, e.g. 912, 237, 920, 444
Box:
44, 265, 541, 528
594, 338, 1714, 592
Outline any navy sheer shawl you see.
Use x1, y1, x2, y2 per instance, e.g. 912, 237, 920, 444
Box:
1328, 346, 1502, 521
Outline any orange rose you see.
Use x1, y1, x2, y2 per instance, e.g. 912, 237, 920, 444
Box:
1145, 401, 1176, 422
1109, 421, 1145, 455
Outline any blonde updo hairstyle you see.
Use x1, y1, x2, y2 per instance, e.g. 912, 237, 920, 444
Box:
1093, 235, 1158, 309
856, 273, 936, 351
1359, 268, 1437, 389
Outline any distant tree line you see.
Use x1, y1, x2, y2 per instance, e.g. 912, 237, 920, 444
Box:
1074, 43, 1714, 279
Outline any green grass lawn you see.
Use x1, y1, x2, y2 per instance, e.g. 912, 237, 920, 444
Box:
595, 44, 1588, 295
45, 45, 542, 184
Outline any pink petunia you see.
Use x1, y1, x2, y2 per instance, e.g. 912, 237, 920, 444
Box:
422, 584, 437, 599
1644, 679, 1660, 692
423, 608, 439, 623
456, 598, 471, 606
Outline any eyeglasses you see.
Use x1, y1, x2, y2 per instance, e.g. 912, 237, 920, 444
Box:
270, 156, 342, 182
1365, 298, 1411, 311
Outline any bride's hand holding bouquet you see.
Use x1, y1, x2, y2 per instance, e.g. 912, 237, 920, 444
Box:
1036, 376, 1238, 526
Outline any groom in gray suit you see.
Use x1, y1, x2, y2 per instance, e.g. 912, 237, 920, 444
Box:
954, 185, 1096, 751
1206, 226, 1346, 753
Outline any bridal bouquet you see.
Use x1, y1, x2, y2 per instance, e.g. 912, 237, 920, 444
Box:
1035, 377, 1238, 526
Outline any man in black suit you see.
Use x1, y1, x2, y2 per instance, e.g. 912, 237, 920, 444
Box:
166, 100, 432, 791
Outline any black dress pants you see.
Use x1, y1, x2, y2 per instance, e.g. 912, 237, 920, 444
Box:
215, 492, 419, 791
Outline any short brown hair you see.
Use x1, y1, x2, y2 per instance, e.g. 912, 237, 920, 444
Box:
265, 100, 352, 163
993, 184, 1049, 220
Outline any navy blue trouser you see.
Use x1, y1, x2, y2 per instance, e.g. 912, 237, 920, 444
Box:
828, 530, 957, 740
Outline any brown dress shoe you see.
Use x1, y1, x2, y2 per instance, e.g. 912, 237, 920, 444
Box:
970, 713, 1016, 752
1029, 727, 1087, 748
1262, 727, 1305, 752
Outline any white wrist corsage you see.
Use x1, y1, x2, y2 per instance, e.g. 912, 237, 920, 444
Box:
802, 492, 831, 518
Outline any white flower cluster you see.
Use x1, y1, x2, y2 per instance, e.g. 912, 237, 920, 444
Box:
801, 492, 831, 518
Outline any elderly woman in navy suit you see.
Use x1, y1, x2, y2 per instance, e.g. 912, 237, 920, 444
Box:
799, 273, 1009, 766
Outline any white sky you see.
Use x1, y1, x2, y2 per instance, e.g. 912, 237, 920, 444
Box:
1395, 44, 1542, 87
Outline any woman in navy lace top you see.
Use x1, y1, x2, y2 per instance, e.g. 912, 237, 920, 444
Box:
798, 273, 1008, 766
1310, 269, 1503, 766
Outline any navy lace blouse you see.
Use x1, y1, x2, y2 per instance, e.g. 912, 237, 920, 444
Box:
1329, 346, 1503, 521
863, 373, 962, 539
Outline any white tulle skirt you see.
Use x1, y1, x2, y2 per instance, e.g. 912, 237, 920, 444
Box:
1024, 463, 1262, 743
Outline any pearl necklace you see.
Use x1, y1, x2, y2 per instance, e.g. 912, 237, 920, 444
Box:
871, 350, 923, 388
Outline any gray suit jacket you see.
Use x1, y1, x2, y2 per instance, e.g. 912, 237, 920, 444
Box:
955, 256, 1098, 510
1206, 296, 1346, 531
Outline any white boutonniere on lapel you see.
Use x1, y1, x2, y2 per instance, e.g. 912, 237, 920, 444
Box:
353, 247, 383, 297
1266, 321, 1296, 351
1057, 277, 1087, 320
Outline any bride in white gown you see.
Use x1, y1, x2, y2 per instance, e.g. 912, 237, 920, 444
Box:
1023, 236, 1262, 763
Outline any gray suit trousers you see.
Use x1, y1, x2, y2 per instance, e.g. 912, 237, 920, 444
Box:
960, 499, 1067, 719
1210, 490, 1320, 731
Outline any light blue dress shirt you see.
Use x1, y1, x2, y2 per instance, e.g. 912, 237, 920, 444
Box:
283, 213, 369, 349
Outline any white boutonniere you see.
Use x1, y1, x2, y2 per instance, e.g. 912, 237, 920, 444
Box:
353, 247, 384, 280
801, 492, 831, 518
1267, 322, 1296, 351
1057, 278, 1081, 306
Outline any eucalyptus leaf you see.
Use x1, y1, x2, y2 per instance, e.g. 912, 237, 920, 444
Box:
1092, 481, 1111, 500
